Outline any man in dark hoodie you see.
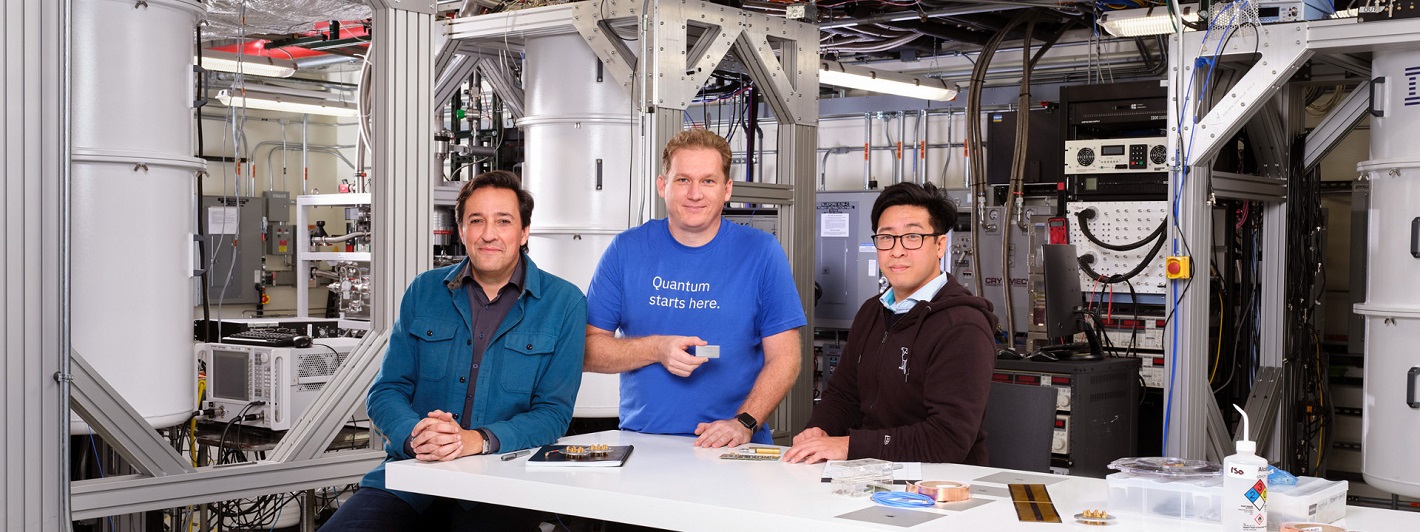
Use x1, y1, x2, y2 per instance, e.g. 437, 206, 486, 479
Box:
784, 182, 999, 465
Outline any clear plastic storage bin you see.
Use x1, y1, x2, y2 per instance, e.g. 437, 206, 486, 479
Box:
1107, 471, 1224, 522
1268, 477, 1348, 529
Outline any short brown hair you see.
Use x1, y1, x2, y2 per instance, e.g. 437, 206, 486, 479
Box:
661, 129, 732, 181
456, 170, 534, 253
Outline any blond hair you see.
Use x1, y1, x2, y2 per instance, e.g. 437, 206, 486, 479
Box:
661, 129, 732, 181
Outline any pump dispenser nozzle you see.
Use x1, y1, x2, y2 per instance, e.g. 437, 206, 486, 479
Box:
1233, 404, 1255, 454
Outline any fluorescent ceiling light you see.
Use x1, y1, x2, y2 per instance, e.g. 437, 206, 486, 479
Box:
1098, 3, 1200, 38
199, 49, 297, 78
820, 61, 958, 101
216, 88, 359, 117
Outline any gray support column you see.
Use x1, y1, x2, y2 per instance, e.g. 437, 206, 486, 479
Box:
1165, 161, 1213, 459
1262, 88, 1302, 463
772, 123, 818, 439
1164, 28, 1211, 458
368, 2, 436, 329
2, 0, 67, 529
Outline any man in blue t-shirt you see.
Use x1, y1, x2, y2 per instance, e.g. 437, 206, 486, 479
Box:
585, 129, 806, 447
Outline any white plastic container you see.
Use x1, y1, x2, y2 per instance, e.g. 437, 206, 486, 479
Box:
1267, 477, 1348, 530
518, 32, 633, 420
71, 0, 203, 432
1356, 46, 1420, 500
1106, 472, 1224, 522
1223, 405, 1269, 531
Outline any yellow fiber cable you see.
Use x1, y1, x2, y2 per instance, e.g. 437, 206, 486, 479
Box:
1209, 292, 1224, 383
189, 377, 206, 532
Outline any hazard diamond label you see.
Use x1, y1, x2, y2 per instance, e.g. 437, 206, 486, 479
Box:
1245, 480, 1268, 510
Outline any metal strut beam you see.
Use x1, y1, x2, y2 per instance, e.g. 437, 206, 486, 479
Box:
1304, 81, 1370, 171
70, 449, 384, 520
270, 332, 391, 463
69, 351, 195, 477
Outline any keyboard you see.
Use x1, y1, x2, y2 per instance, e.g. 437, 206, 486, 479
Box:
221, 328, 312, 348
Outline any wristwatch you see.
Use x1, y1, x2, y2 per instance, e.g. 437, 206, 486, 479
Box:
475, 428, 491, 455
735, 412, 758, 431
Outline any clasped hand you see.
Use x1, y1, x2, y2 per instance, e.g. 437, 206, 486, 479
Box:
409, 409, 480, 462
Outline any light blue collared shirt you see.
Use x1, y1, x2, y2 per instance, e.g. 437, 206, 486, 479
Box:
879, 272, 948, 315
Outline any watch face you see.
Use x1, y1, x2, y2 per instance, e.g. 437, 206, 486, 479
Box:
737, 413, 757, 430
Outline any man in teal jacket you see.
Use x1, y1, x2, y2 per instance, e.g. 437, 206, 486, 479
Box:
323, 170, 586, 531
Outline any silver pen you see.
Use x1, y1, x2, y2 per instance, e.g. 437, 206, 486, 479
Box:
500, 449, 533, 461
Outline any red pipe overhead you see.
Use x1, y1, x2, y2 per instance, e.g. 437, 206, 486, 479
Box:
208, 21, 369, 59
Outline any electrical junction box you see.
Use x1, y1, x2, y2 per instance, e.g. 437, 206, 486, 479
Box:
1066, 201, 1170, 296
815, 191, 884, 330
198, 196, 266, 305
263, 190, 292, 223
267, 223, 294, 256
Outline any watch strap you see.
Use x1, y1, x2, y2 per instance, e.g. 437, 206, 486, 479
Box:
474, 428, 491, 454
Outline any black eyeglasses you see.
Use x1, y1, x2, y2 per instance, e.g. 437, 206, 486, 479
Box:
870, 232, 943, 251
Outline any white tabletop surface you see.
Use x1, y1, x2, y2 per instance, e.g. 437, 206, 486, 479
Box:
386, 430, 1419, 531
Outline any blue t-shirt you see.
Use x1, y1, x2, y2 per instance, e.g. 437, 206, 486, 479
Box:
587, 218, 807, 443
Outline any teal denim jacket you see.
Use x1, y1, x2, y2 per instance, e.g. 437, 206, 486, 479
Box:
360, 255, 586, 510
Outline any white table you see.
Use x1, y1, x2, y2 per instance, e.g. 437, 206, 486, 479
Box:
387, 430, 1419, 531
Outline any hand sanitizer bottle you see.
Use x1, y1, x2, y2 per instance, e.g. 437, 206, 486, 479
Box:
1223, 404, 1268, 531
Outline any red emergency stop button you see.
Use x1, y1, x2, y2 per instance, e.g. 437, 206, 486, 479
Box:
1165, 256, 1191, 279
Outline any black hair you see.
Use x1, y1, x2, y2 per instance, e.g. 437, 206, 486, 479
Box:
456, 170, 534, 253
869, 182, 958, 234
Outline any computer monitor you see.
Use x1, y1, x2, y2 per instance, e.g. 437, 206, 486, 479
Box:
1042, 244, 1085, 339
1041, 244, 1102, 360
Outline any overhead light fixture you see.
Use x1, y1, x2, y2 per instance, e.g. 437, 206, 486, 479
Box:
216, 87, 359, 117
1098, 3, 1200, 38
819, 60, 958, 101
198, 49, 297, 78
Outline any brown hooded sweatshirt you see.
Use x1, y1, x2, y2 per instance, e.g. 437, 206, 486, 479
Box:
806, 272, 999, 464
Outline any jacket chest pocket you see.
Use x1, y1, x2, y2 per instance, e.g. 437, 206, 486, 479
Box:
498, 331, 556, 394
410, 317, 460, 381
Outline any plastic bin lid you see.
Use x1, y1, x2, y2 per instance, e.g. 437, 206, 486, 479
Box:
1108, 457, 1223, 479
